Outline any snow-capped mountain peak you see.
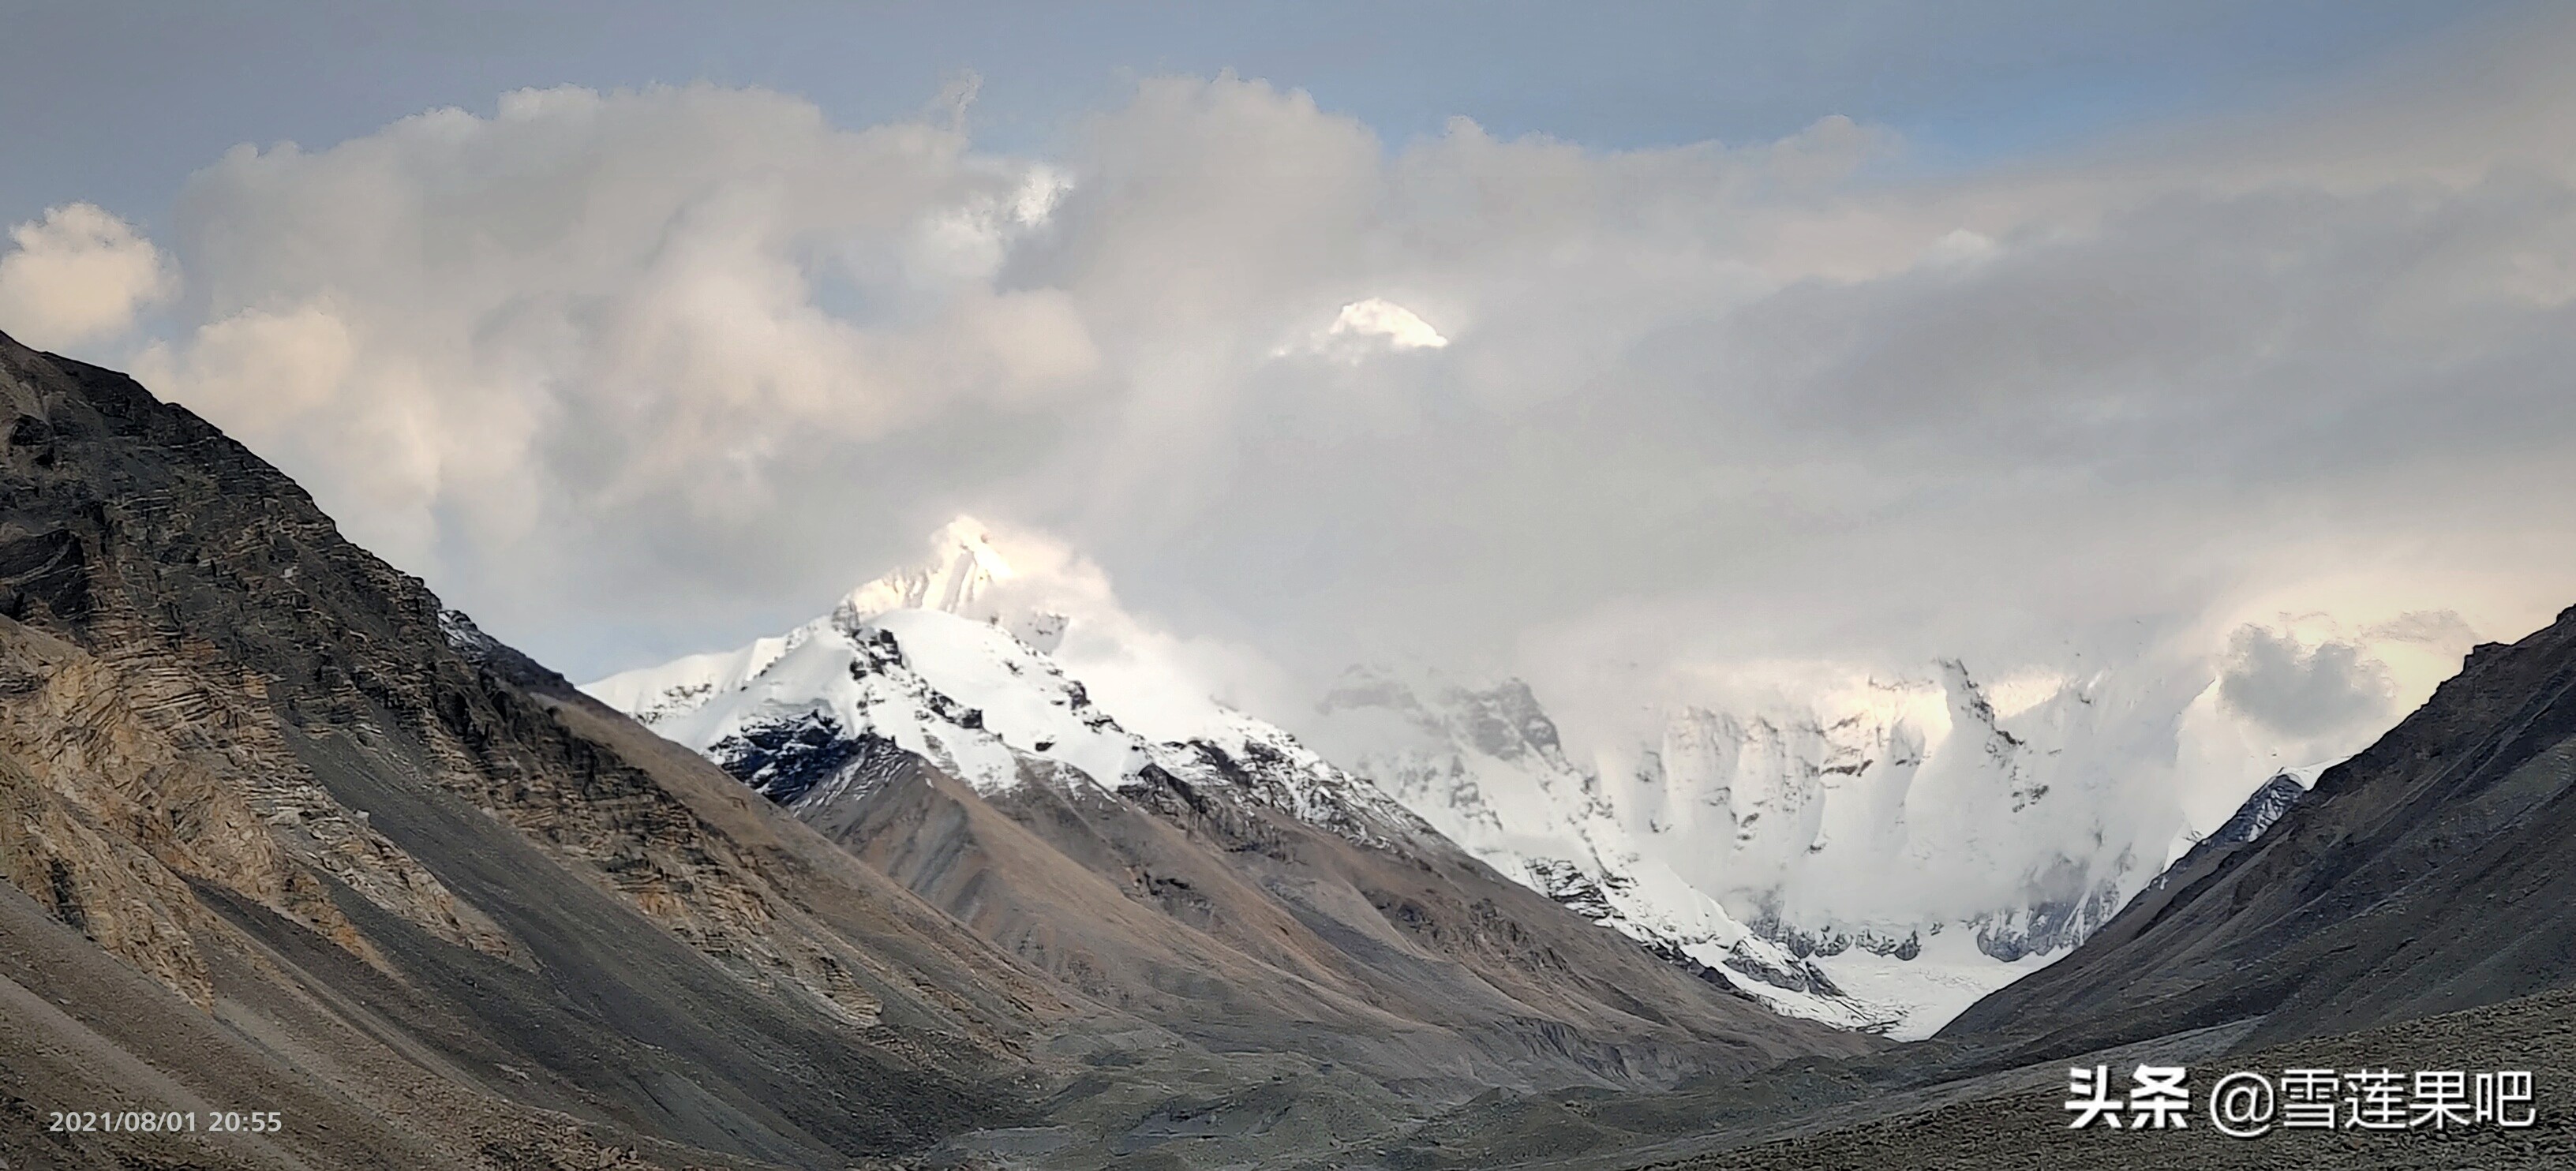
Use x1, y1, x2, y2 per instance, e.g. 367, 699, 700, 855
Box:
588, 517, 1078, 732
830, 516, 1048, 634
585, 518, 1428, 847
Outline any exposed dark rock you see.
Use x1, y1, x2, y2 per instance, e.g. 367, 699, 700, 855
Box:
2142, 770, 2308, 896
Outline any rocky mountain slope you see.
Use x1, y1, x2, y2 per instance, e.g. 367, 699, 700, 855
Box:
1940, 601, 2576, 1058
0, 330, 1084, 1169
0, 331, 1862, 1169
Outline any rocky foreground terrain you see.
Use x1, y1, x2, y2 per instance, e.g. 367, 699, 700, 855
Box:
1679, 986, 2576, 1170
0, 331, 1073, 1168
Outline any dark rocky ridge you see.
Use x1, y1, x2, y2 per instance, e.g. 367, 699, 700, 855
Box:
2142, 769, 2307, 894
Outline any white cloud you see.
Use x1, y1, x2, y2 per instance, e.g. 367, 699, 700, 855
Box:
1326, 297, 1447, 347
1274, 297, 1449, 361
99, 28, 2576, 802
2363, 609, 2480, 646
140, 84, 1096, 608
0, 202, 175, 353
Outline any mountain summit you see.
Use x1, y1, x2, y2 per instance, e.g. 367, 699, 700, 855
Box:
588, 517, 1418, 836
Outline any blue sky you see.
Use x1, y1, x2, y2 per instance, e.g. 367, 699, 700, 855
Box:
0, 0, 2529, 234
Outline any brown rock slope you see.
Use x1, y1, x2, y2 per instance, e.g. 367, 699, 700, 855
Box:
804, 745, 1861, 1099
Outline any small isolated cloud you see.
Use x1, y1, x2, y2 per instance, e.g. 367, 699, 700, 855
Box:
0, 203, 174, 352
1279, 297, 1448, 361
1329, 298, 1448, 350
2218, 625, 2396, 737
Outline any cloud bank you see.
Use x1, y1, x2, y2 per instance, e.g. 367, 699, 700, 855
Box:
28, 17, 2576, 832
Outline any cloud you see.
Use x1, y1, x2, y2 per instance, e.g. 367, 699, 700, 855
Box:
1274, 297, 1449, 361
137, 84, 1095, 636
2217, 625, 2395, 739
0, 202, 174, 353
100, 22, 2576, 787
2363, 609, 2479, 646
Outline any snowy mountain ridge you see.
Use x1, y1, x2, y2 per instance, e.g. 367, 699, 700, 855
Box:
585, 518, 1430, 849
1304, 656, 2209, 1037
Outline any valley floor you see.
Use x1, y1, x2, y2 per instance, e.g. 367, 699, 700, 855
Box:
1354, 986, 2576, 1171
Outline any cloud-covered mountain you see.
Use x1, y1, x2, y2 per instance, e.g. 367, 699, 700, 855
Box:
13, 46, 2564, 727
1308, 659, 2215, 1038
596, 518, 2306, 1039
1946, 602, 2576, 1059
587, 518, 1429, 850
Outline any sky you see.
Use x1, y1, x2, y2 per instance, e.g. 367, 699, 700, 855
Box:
5, 1, 2575, 828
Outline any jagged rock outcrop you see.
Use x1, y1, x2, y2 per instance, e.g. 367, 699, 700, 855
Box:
2142, 769, 2308, 894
